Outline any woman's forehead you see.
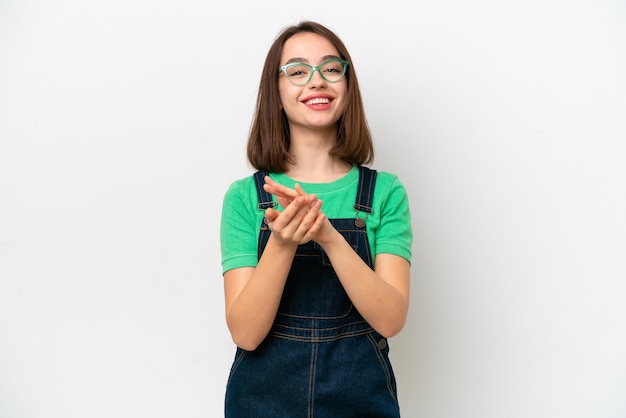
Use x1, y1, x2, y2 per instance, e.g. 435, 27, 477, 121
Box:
281, 32, 339, 64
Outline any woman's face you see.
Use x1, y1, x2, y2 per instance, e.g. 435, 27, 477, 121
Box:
278, 32, 348, 135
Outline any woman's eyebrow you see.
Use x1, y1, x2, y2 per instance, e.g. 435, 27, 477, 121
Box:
321, 54, 341, 61
283, 55, 341, 65
284, 57, 308, 65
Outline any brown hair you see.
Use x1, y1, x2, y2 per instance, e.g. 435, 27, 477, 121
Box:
246, 21, 374, 172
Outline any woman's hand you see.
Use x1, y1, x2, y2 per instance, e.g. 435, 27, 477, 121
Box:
264, 194, 326, 246
263, 176, 338, 246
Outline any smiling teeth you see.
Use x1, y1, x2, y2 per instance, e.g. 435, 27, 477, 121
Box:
305, 98, 330, 105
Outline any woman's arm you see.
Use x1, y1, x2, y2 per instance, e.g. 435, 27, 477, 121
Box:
224, 195, 325, 351
318, 231, 410, 337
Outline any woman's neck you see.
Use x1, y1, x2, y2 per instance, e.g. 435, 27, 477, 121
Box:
285, 129, 352, 183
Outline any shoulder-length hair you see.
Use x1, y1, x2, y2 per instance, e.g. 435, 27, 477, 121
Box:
246, 21, 374, 173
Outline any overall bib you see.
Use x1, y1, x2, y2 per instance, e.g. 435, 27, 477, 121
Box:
225, 166, 400, 418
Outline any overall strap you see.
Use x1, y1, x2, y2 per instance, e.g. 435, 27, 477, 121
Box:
253, 171, 277, 210
354, 166, 377, 213
353, 166, 377, 228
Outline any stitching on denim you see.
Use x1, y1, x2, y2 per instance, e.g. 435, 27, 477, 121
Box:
355, 166, 366, 212
270, 327, 373, 342
226, 349, 247, 388
308, 334, 318, 418
272, 318, 368, 332
258, 228, 270, 260
353, 166, 376, 213
254, 171, 276, 210
366, 333, 397, 400
366, 169, 377, 210
276, 304, 355, 320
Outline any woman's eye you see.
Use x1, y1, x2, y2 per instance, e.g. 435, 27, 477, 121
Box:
288, 65, 309, 77
322, 63, 342, 73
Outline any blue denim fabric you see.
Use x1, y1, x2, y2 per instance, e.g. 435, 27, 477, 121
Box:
225, 167, 400, 418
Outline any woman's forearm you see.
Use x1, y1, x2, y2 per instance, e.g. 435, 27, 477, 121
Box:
319, 230, 410, 338
225, 235, 297, 350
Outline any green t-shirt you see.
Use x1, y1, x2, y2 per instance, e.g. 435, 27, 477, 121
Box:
220, 165, 412, 274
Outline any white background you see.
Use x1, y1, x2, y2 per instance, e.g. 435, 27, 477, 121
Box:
1, 1, 625, 417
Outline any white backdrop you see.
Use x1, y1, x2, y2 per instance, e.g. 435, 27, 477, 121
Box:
1, 1, 625, 417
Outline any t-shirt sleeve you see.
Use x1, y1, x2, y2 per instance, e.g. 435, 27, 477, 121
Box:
220, 179, 261, 274
375, 175, 413, 264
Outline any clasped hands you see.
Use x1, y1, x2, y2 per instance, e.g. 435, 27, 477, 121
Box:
263, 176, 333, 246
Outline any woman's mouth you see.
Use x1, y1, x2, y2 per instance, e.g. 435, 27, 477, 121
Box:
304, 97, 331, 105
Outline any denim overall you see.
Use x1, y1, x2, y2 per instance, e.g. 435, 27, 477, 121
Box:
225, 166, 400, 418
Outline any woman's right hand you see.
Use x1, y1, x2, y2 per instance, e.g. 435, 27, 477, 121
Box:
263, 195, 326, 246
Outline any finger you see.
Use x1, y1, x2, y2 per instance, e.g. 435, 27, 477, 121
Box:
277, 190, 315, 211
264, 207, 279, 224
263, 176, 307, 199
265, 186, 298, 201
300, 212, 327, 242
291, 199, 323, 241
263, 176, 293, 193
276, 196, 292, 210
294, 183, 308, 196
263, 176, 300, 199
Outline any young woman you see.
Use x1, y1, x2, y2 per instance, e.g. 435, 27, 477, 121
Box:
220, 21, 413, 417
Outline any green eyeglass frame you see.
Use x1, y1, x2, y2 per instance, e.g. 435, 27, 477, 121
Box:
278, 58, 350, 86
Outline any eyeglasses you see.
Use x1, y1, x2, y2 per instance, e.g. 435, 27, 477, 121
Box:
278, 58, 349, 86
